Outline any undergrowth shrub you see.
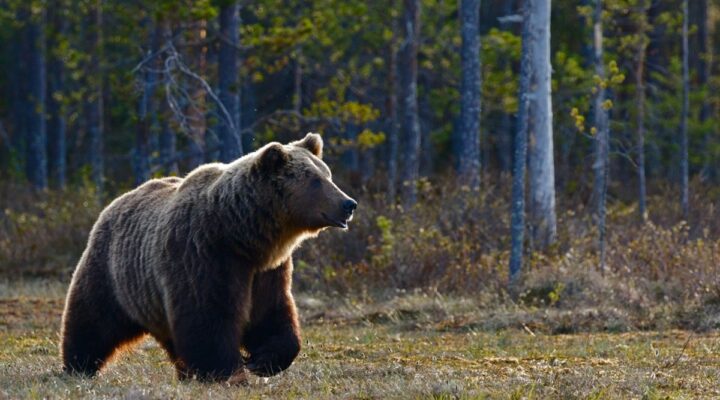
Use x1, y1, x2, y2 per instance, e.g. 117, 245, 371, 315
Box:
0, 177, 719, 330
0, 183, 101, 275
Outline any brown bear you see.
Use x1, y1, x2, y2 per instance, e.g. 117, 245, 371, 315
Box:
60, 133, 356, 382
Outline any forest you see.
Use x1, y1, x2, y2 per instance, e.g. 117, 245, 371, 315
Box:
1, 0, 720, 398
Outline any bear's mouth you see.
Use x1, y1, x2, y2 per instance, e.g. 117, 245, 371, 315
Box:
321, 213, 349, 229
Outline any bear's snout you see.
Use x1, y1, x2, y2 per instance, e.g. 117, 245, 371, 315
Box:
342, 199, 357, 214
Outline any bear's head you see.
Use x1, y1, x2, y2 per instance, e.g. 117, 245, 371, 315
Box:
255, 133, 357, 232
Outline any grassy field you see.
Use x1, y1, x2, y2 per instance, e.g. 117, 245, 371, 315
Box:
1, 280, 719, 399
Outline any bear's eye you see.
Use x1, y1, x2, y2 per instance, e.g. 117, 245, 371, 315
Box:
311, 177, 323, 188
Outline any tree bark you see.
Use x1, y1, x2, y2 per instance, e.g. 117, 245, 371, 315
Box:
87, 0, 104, 192
509, 0, 532, 284
217, 1, 242, 162
456, 0, 482, 190
680, 0, 689, 220
386, 10, 399, 203
25, 6, 48, 189
158, 19, 178, 175
696, 0, 714, 181
527, 0, 556, 250
635, 0, 649, 222
133, 18, 158, 186
592, 0, 609, 272
47, 1, 66, 189
399, 0, 421, 207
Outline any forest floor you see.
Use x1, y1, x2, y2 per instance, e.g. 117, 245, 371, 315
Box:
1, 280, 719, 399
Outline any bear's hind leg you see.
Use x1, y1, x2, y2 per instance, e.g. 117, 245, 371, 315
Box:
61, 271, 145, 376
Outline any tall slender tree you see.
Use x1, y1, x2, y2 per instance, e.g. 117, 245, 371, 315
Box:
509, 0, 532, 284
87, 0, 104, 192
456, 0, 482, 190
217, 0, 242, 162
634, 0, 650, 222
527, 0, 556, 249
25, 6, 48, 189
680, 0, 689, 220
386, 7, 399, 203
592, 0, 609, 271
399, 0, 421, 207
158, 18, 178, 175
47, 1, 67, 189
133, 18, 158, 186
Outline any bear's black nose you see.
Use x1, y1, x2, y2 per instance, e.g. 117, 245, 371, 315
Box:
343, 199, 358, 213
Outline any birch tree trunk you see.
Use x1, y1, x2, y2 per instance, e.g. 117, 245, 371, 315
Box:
399, 0, 421, 207
217, 1, 242, 162
509, 0, 533, 283
25, 6, 48, 189
680, 0, 690, 220
527, 0, 556, 250
592, 0, 609, 272
457, 0, 482, 190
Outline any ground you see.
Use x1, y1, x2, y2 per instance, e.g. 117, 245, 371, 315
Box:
1, 280, 719, 399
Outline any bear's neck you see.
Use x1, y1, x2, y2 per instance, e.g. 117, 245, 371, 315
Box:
207, 171, 303, 270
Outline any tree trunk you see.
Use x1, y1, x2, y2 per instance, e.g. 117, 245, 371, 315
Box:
509, 0, 532, 284
680, 0, 689, 220
456, 0, 482, 190
187, 21, 208, 168
697, 0, 714, 181
133, 18, 158, 186
386, 10, 399, 203
10, 7, 29, 164
399, 0, 421, 207
592, 0, 609, 272
25, 6, 48, 189
158, 19, 178, 175
47, 1, 67, 189
217, 1, 242, 162
635, 1, 649, 222
87, 0, 104, 192
527, 0, 556, 250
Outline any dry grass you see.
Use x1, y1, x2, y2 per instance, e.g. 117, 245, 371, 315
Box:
1, 281, 719, 399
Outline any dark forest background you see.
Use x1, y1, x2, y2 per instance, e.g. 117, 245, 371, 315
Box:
0, 0, 719, 323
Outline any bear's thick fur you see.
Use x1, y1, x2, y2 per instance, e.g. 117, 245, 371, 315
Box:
60, 133, 356, 382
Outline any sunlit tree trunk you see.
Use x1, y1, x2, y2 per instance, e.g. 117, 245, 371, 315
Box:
509, 0, 532, 284
635, 0, 649, 222
386, 8, 399, 203
456, 0, 482, 190
399, 0, 421, 207
680, 0, 689, 220
527, 0, 556, 250
592, 0, 609, 271
217, 1, 242, 162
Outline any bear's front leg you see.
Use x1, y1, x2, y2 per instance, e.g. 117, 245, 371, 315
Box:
243, 258, 301, 377
169, 268, 254, 382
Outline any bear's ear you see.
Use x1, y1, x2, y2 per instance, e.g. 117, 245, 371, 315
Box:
257, 143, 289, 172
292, 132, 323, 158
